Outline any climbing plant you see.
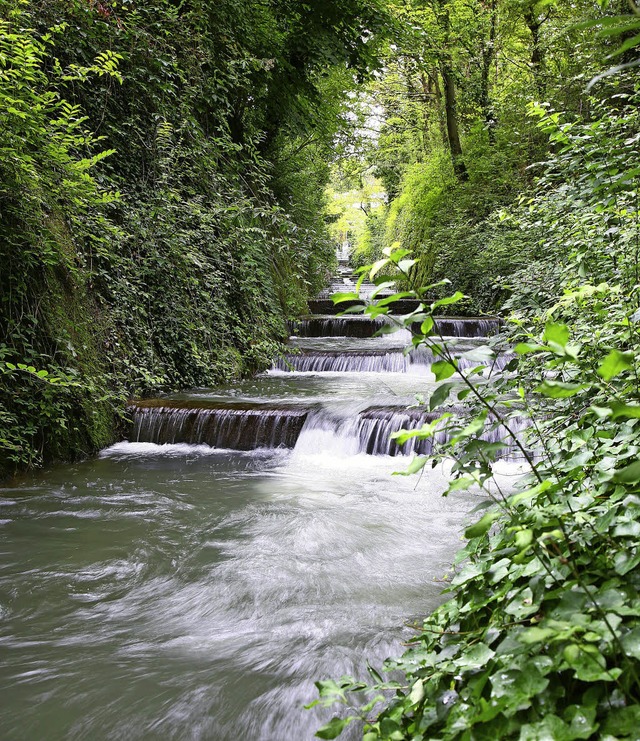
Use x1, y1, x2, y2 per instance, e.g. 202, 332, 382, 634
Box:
311, 80, 640, 740
0, 0, 392, 477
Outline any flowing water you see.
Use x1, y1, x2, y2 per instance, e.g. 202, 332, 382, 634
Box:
0, 314, 514, 740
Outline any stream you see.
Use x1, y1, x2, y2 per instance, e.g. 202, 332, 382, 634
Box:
0, 305, 512, 740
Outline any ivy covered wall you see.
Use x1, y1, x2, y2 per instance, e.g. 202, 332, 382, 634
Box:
0, 0, 388, 477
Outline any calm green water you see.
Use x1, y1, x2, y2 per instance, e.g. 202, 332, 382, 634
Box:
0, 359, 497, 739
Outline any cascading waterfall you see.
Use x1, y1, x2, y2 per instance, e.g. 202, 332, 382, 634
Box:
0, 282, 523, 741
289, 315, 501, 339
129, 317, 516, 457
289, 406, 527, 459
273, 349, 419, 373
131, 401, 308, 450
288, 316, 389, 338
431, 317, 501, 338
128, 402, 523, 459
272, 347, 513, 375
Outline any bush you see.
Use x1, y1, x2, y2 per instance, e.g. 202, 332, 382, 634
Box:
313, 81, 640, 740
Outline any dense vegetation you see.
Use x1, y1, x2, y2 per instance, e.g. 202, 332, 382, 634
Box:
0, 0, 388, 477
5, 0, 640, 736
341, 0, 640, 313
311, 1, 640, 738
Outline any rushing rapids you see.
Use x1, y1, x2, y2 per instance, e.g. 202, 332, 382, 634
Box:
0, 281, 522, 740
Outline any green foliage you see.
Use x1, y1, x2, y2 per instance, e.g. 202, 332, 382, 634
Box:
0, 0, 391, 477
314, 75, 640, 739
0, 2, 123, 476
343, 0, 637, 313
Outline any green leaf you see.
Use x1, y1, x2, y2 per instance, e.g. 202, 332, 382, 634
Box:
337, 304, 365, 315
374, 291, 416, 308
454, 412, 488, 440
420, 316, 434, 335
610, 402, 640, 420
491, 666, 549, 702
543, 321, 569, 348
431, 360, 456, 381
621, 627, 640, 659
519, 626, 557, 645
446, 475, 478, 494
331, 292, 360, 304
455, 643, 494, 669
460, 345, 495, 363
393, 456, 428, 476
397, 259, 416, 273
429, 381, 457, 411
613, 460, 640, 484
514, 342, 545, 355
371, 281, 396, 298
563, 643, 614, 682
607, 32, 640, 56
391, 414, 451, 445
369, 258, 389, 279
315, 716, 352, 740
430, 291, 465, 310
465, 510, 501, 539
563, 704, 598, 740
407, 679, 425, 704
383, 244, 410, 260
535, 380, 590, 398
514, 528, 533, 550
315, 679, 346, 699
614, 549, 640, 575
597, 349, 634, 381
601, 706, 640, 737
520, 715, 572, 741
366, 305, 391, 318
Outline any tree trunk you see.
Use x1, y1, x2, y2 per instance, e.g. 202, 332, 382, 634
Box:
523, 5, 546, 97
420, 71, 447, 150
480, 0, 497, 143
436, 1, 468, 181
441, 62, 468, 181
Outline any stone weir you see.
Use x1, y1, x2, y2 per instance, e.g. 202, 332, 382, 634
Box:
290, 315, 501, 339
129, 400, 525, 460
273, 348, 513, 374
307, 298, 421, 315
351, 406, 526, 458
130, 400, 308, 450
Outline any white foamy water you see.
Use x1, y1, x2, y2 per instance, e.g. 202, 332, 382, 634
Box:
0, 311, 518, 740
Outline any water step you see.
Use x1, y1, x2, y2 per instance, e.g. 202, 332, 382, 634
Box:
273, 349, 511, 374
355, 407, 445, 456
130, 400, 308, 450
428, 317, 501, 338
289, 316, 387, 338
290, 315, 501, 339
129, 401, 525, 459
316, 281, 392, 299
273, 349, 428, 373
308, 298, 421, 315
351, 406, 525, 457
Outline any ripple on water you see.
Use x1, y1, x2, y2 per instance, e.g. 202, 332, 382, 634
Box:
0, 351, 523, 739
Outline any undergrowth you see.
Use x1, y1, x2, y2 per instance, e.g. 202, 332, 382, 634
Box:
312, 83, 640, 740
